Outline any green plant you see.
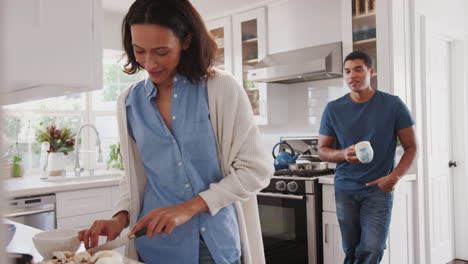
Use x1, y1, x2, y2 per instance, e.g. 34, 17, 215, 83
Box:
11, 155, 22, 177
35, 125, 76, 154
107, 144, 123, 170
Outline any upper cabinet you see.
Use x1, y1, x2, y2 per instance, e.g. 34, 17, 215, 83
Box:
351, 0, 378, 89
207, 7, 268, 124
347, 0, 411, 105
206, 17, 233, 74
2, 0, 103, 105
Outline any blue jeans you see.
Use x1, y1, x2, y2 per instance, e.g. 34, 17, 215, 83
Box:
335, 187, 393, 264
199, 237, 241, 264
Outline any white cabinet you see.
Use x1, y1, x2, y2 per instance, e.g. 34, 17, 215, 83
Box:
233, 8, 268, 124
56, 185, 125, 255
345, 0, 412, 106
56, 186, 116, 229
2, 0, 102, 105
323, 211, 346, 264
206, 17, 233, 74
387, 181, 415, 264
322, 181, 414, 264
206, 8, 268, 124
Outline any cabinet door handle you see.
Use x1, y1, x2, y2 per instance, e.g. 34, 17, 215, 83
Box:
324, 224, 329, 243
449, 160, 457, 168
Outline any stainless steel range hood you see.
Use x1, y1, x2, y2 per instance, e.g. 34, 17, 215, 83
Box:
247, 41, 343, 84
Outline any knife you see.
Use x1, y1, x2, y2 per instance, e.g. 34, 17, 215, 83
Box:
87, 228, 147, 254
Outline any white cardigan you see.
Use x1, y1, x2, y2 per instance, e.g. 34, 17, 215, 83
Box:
113, 70, 274, 263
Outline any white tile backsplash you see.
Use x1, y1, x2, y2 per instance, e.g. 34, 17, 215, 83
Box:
259, 78, 348, 153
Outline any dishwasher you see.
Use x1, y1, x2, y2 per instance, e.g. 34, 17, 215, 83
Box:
5, 194, 56, 231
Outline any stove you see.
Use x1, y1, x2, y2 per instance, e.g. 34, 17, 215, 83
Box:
258, 136, 335, 264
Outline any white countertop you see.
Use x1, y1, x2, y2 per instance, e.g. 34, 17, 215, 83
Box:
319, 173, 417, 185
5, 220, 87, 263
4, 170, 123, 198
5, 219, 43, 261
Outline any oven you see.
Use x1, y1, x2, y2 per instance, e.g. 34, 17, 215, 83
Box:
259, 136, 336, 264
258, 176, 323, 264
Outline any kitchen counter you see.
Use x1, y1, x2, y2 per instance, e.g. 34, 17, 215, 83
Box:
4, 170, 123, 198
5, 219, 43, 261
5, 219, 87, 262
319, 173, 417, 185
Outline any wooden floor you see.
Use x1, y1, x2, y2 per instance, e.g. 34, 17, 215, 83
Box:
447, 260, 468, 264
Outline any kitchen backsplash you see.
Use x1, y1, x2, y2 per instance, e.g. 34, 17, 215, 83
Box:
259, 78, 348, 153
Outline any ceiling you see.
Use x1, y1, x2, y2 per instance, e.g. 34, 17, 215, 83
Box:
102, 0, 269, 18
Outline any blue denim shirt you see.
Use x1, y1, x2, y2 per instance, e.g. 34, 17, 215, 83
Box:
125, 74, 241, 264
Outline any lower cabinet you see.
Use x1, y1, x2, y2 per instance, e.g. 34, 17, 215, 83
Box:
56, 186, 116, 227
56, 185, 122, 251
322, 181, 414, 264
323, 211, 346, 264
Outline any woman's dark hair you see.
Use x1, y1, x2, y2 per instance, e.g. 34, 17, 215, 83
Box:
344, 51, 373, 69
122, 0, 217, 81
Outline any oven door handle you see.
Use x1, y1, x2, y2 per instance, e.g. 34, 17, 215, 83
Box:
257, 192, 304, 200
5, 208, 55, 218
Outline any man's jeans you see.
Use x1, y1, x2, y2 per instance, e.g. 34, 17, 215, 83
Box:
335, 187, 394, 264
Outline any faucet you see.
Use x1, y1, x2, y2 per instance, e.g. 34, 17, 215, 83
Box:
74, 124, 103, 177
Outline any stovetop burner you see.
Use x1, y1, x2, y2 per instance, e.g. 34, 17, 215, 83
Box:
274, 168, 335, 177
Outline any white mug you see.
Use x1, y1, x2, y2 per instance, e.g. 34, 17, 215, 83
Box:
355, 141, 374, 163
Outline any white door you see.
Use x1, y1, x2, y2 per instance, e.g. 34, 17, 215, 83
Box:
423, 28, 455, 263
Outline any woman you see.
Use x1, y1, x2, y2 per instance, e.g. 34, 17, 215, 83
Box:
78, 0, 273, 263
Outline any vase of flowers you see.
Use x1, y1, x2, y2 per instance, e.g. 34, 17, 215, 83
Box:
36, 125, 75, 176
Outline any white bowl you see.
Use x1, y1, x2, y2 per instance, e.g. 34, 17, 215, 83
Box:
32, 229, 82, 260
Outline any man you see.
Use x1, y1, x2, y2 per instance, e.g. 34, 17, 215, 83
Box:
318, 51, 417, 264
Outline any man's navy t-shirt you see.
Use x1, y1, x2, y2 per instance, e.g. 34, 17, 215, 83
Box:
319, 90, 414, 193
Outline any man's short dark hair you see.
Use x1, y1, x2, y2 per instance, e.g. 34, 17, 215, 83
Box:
344, 51, 373, 69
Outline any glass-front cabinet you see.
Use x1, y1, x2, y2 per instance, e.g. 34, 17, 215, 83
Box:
351, 0, 378, 89
206, 8, 268, 124
233, 8, 267, 124
206, 17, 233, 74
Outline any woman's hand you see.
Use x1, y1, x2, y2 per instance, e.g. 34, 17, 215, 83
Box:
130, 196, 208, 238
343, 145, 360, 164
78, 211, 128, 249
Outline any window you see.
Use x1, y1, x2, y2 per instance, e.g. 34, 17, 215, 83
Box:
2, 96, 84, 171
89, 49, 146, 169
1, 49, 147, 174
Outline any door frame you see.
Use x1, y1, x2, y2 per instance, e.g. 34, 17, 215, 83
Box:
414, 13, 468, 263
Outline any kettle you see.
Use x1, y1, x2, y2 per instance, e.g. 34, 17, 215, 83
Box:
272, 141, 298, 170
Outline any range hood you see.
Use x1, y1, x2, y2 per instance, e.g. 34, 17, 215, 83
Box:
247, 41, 343, 84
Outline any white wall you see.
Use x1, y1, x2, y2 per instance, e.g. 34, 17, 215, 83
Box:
415, 0, 466, 36
453, 33, 468, 261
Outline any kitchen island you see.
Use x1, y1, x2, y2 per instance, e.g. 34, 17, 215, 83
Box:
5, 220, 43, 262
5, 220, 86, 263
